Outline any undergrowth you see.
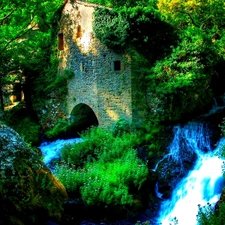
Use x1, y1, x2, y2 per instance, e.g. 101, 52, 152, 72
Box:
55, 127, 148, 207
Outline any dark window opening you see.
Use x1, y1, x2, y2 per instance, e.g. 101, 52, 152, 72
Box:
77, 25, 82, 38
58, 33, 64, 50
114, 60, 121, 71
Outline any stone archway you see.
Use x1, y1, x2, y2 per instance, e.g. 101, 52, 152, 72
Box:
68, 103, 98, 134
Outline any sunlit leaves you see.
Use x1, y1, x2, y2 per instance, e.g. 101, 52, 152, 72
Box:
145, 27, 216, 121
0, 0, 63, 54
157, 0, 225, 30
0, 0, 63, 110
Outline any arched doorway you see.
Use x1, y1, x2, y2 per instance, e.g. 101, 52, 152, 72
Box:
68, 103, 98, 135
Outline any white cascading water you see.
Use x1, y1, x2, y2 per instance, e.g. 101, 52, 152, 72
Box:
39, 138, 83, 169
157, 122, 225, 225
38, 122, 225, 225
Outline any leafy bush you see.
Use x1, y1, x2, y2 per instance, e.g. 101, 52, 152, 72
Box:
80, 154, 147, 206
197, 202, 225, 225
4, 107, 41, 146
44, 119, 69, 140
60, 127, 109, 166
54, 164, 84, 194
13, 117, 41, 146
146, 28, 215, 122
44, 69, 74, 96
93, 7, 129, 52
60, 127, 140, 167
93, 5, 177, 61
56, 152, 147, 206
55, 127, 148, 207
112, 117, 132, 137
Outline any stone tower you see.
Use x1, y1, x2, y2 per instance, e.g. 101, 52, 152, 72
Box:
59, 0, 132, 128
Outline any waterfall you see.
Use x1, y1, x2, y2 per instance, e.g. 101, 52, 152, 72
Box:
38, 122, 225, 225
157, 122, 225, 225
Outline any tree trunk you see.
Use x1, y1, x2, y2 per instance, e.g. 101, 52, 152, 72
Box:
0, 85, 5, 118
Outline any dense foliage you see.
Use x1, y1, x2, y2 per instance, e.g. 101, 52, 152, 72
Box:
55, 127, 148, 208
1, 0, 225, 223
93, 0, 225, 127
0, 0, 64, 110
93, 5, 177, 61
0, 0, 76, 144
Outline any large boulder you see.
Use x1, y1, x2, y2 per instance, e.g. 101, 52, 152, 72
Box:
0, 122, 68, 225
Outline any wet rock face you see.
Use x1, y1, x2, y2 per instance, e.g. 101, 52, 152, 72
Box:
156, 134, 198, 199
0, 122, 68, 225
155, 122, 216, 199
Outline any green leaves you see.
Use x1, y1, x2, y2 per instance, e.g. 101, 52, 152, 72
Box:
93, 7, 130, 52
197, 202, 225, 225
145, 26, 216, 122
93, 4, 178, 61
0, 0, 64, 110
55, 127, 148, 206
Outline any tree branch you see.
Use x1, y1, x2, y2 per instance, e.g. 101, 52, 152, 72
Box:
176, 9, 200, 28
0, 8, 16, 24
186, 12, 200, 28
0, 19, 37, 55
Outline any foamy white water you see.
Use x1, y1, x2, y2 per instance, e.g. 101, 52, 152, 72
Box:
39, 138, 83, 167
157, 123, 224, 225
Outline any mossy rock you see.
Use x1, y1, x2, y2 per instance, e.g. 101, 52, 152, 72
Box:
0, 122, 68, 224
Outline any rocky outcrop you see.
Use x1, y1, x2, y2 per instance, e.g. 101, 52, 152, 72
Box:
156, 150, 197, 199
0, 122, 68, 225
155, 124, 201, 199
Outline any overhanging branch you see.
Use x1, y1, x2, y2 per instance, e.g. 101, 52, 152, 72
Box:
0, 8, 17, 24
0, 19, 37, 55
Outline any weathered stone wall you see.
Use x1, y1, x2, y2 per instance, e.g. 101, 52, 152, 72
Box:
59, 0, 132, 128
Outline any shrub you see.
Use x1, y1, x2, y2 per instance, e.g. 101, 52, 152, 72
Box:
7, 116, 41, 146
55, 127, 148, 207
54, 163, 84, 194
60, 127, 140, 166
80, 154, 147, 206
56, 151, 148, 206
112, 117, 132, 137
3, 103, 42, 146
44, 119, 69, 140
197, 202, 225, 225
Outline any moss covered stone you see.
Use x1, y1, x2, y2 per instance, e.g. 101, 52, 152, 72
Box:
0, 122, 68, 225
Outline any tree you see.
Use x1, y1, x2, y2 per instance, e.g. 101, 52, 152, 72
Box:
157, 0, 225, 57
0, 0, 63, 112
93, 4, 178, 62
157, 0, 225, 28
141, 0, 225, 123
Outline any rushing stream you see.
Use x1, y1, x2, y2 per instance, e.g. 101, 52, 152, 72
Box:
38, 122, 225, 225
39, 138, 82, 170
157, 122, 225, 225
